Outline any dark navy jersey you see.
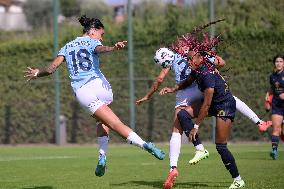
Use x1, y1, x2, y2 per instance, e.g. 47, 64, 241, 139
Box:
270, 70, 284, 100
191, 65, 233, 104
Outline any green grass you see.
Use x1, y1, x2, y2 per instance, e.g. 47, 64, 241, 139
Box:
0, 143, 283, 189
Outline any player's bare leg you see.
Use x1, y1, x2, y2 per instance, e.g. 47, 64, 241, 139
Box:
281, 123, 284, 142
94, 104, 165, 160
270, 114, 282, 160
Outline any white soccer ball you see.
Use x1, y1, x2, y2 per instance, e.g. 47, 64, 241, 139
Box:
153, 48, 175, 68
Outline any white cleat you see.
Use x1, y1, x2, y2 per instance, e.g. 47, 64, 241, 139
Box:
189, 150, 209, 165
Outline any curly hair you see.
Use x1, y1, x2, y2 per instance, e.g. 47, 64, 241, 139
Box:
170, 19, 225, 56
170, 19, 225, 73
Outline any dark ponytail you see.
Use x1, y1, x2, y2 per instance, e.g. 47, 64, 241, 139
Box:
78, 15, 104, 33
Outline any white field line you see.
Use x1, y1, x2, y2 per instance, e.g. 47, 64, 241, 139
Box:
0, 156, 77, 162
141, 162, 157, 166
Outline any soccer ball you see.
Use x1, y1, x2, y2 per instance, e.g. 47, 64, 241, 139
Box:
153, 48, 175, 68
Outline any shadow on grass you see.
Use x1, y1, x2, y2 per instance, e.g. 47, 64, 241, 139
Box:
21, 186, 53, 189
111, 180, 230, 188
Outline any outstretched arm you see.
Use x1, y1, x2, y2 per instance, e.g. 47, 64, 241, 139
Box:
159, 75, 195, 95
95, 41, 127, 53
136, 68, 170, 105
24, 55, 65, 81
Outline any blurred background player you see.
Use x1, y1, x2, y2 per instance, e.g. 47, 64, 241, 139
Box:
160, 49, 246, 189
265, 53, 284, 160
24, 15, 165, 177
265, 89, 284, 142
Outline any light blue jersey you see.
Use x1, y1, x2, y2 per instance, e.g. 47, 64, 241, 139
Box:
58, 37, 105, 92
170, 53, 192, 84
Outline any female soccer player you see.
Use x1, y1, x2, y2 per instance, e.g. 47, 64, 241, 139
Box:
137, 47, 270, 189
265, 54, 284, 159
24, 15, 165, 177
264, 89, 284, 142
160, 50, 245, 189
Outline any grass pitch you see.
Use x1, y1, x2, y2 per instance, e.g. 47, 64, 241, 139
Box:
0, 143, 283, 189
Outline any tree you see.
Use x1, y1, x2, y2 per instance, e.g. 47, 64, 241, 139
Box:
60, 0, 80, 17
23, 0, 53, 28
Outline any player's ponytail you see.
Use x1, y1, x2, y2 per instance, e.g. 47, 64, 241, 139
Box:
78, 15, 104, 34
192, 18, 225, 34
78, 15, 91, 28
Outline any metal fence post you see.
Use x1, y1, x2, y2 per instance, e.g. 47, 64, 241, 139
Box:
208, 0, 216, 143
127, 0, 135, 130
53, 0, 61, 145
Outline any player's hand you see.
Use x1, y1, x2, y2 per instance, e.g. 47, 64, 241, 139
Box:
189, 128, 198, 141
24, 67, 39, 81
115, 41, 127, 50
159, 87, 175, 95
136, 96, 149, 105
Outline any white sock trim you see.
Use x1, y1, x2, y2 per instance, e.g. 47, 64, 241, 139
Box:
234, 175, 242, 181
195, 144, 205, 151
126, 131, 145, 148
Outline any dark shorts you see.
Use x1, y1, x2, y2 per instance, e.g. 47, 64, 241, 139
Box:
209, 97, 236, 122
272, 98, 284, 116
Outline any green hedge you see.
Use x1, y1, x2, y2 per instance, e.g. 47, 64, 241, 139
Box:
0, 31, 283, 143
0, 0, 283, 143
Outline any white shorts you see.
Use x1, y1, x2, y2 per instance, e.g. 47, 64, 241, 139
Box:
175, 85, 203, 108
75, 77, 113, 114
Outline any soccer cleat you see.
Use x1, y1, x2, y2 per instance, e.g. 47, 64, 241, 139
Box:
270, 149, 278, 160
229, 179, 245, 189
164, 168, 179, 189
143, 142, 165, 160
189, 150, 209, 165
258, 121, 272, 132
95, 154, 107, 177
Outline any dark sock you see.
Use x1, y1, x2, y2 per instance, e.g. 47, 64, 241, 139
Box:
177, 109, 202, 146
216, 143, 239, 178
271, 135, 279, 151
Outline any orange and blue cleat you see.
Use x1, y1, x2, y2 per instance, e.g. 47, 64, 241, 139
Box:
258, 120, 272, 133
164, 168, 179, 189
